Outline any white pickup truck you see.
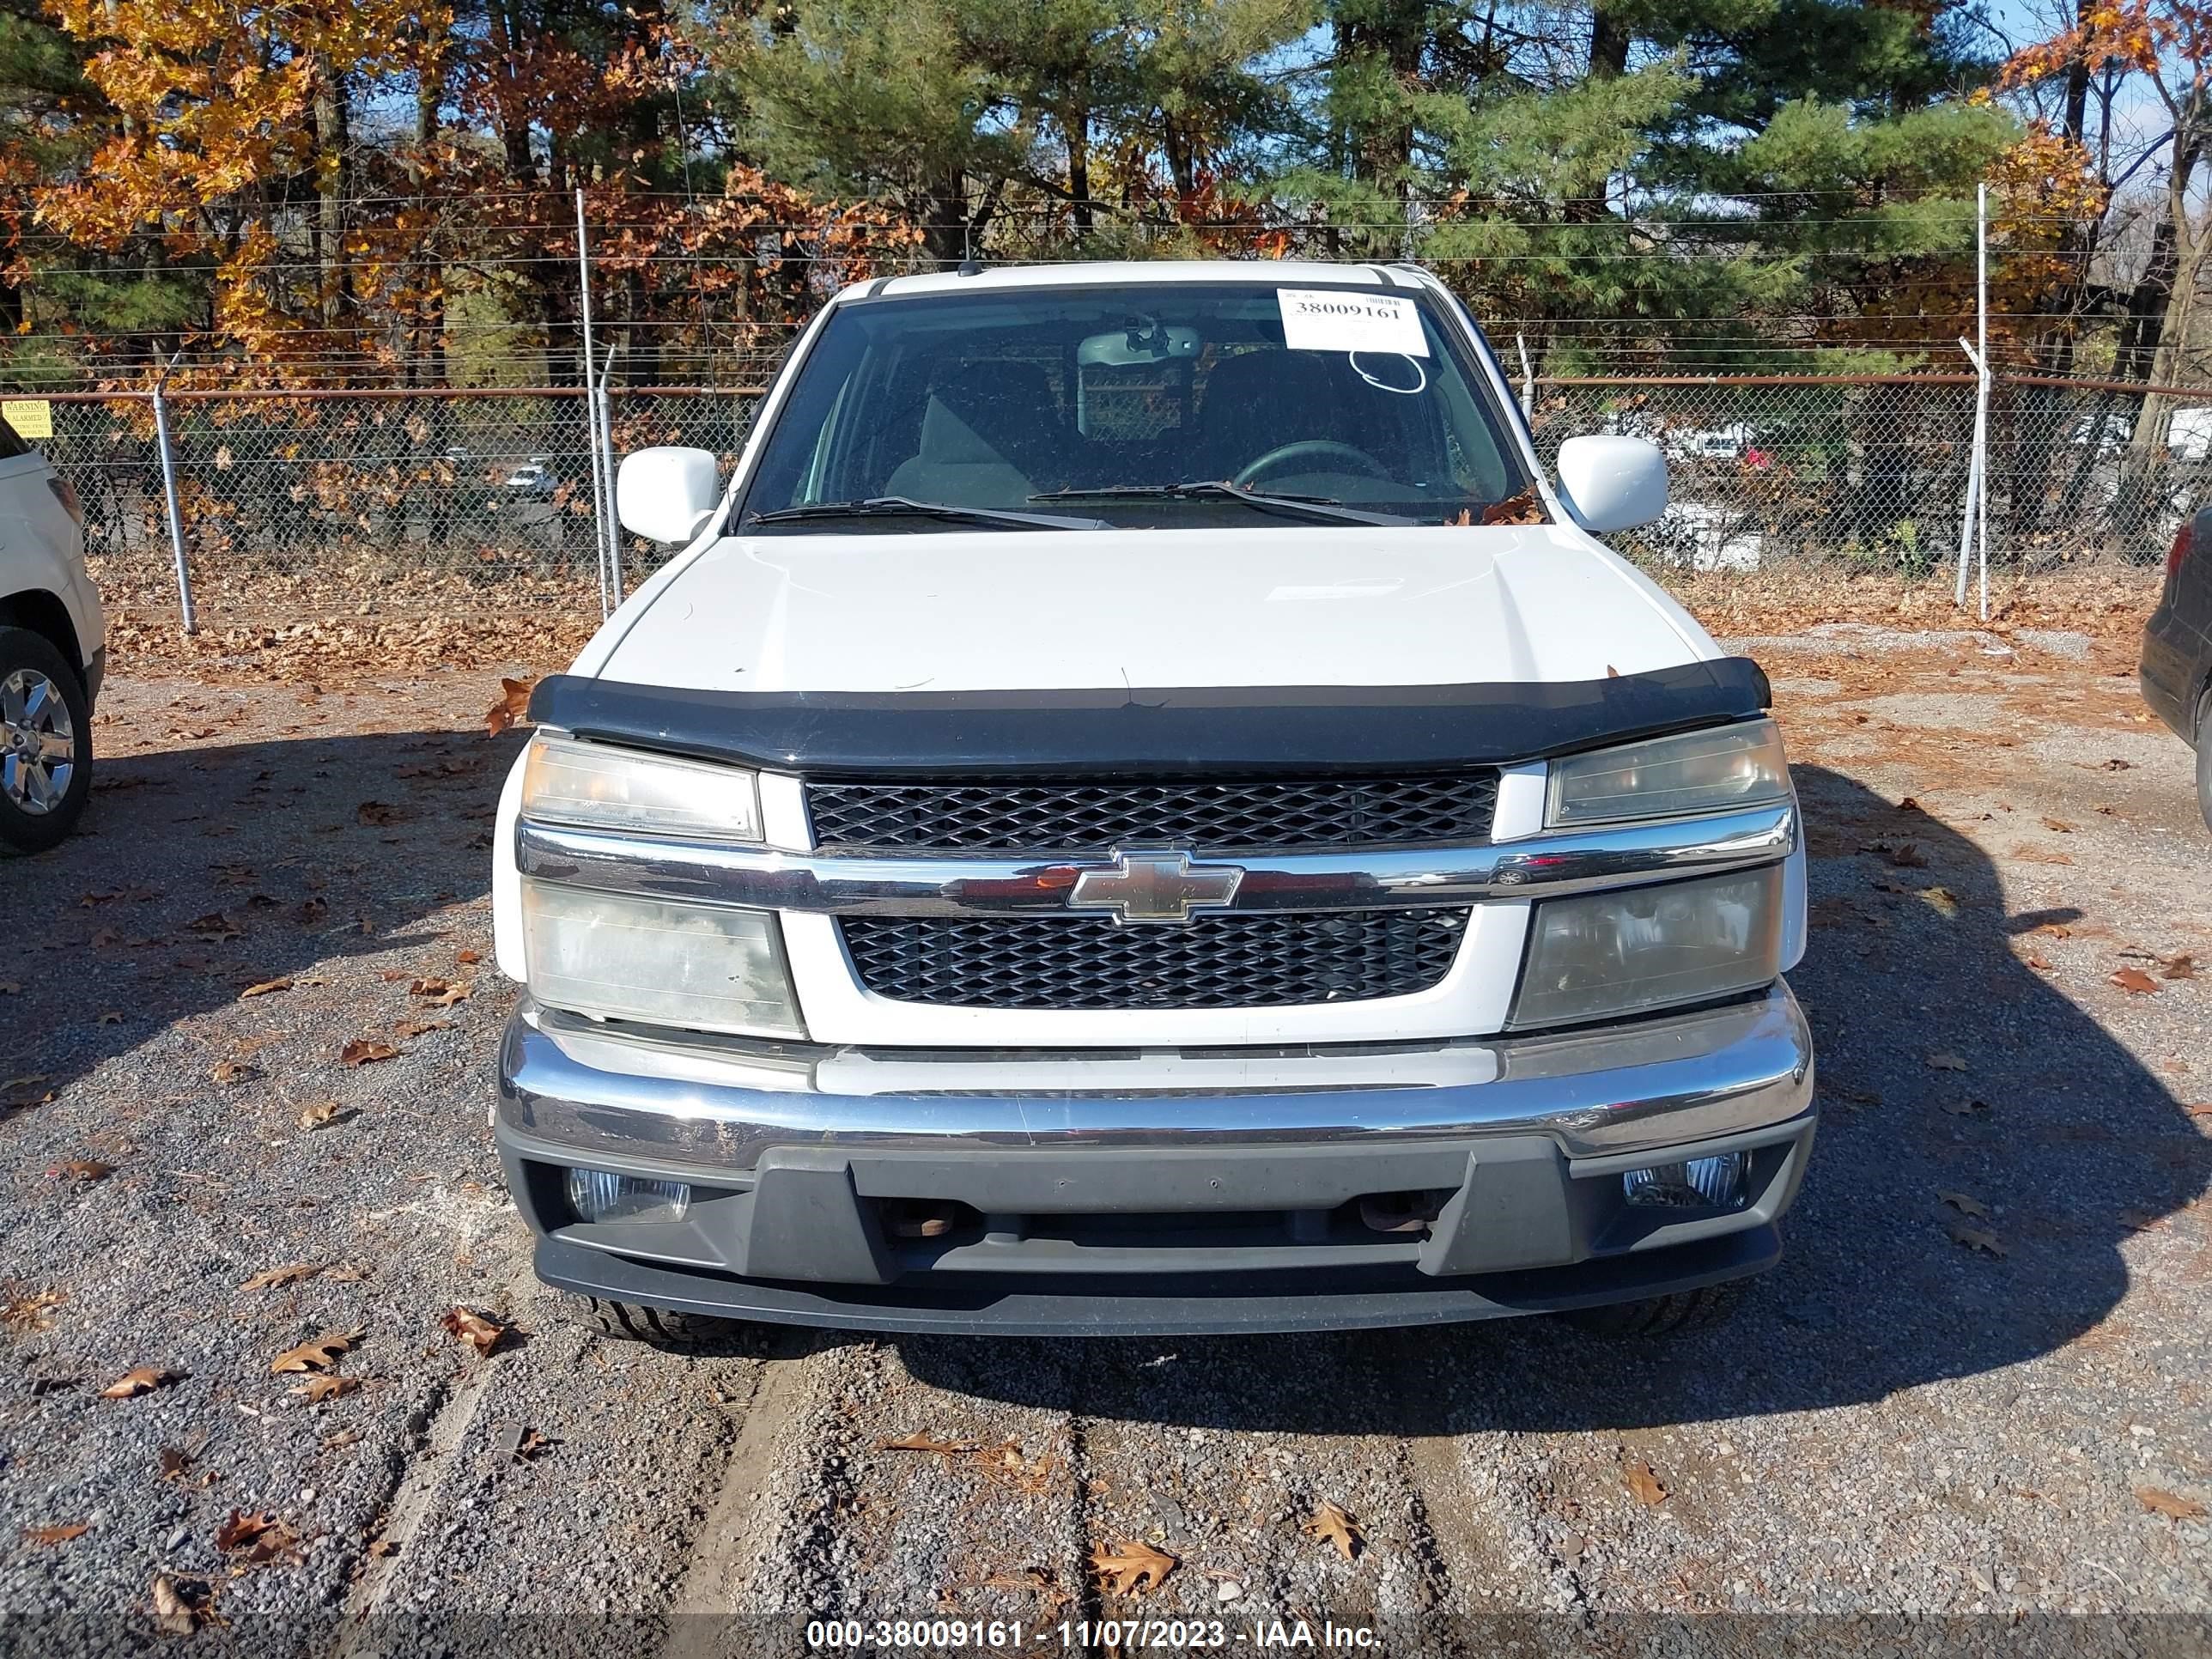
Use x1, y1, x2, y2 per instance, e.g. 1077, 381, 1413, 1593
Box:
489, 261, 1814, 1343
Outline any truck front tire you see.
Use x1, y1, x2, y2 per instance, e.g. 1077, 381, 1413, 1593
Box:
1563, 1279, 1746, 1336
578, 1296, 751, 1352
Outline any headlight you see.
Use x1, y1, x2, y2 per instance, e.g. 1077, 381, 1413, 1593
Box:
522, 733, 762, 842
1509, 866, 1784, 1030
1547, 718, 1790, 828
520, 879, 802, 1037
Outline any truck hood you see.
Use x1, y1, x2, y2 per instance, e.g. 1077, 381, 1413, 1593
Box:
594, 525, 1715, 693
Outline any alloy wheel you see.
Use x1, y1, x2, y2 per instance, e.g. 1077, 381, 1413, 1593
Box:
0, 666, 77, 815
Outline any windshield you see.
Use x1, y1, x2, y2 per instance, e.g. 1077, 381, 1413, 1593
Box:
737, 283, 1534, 531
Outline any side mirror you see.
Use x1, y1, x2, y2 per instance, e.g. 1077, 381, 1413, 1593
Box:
1554, 435, 1668, 533
617, 447, 721, 544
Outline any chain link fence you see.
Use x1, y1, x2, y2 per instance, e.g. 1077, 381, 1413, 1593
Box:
29, 386, 759, 625
19, 371, 2207, 630
1525, 375, 2210, 578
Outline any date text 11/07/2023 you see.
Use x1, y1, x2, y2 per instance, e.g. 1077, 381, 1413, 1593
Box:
804, 1618, 1383, 1650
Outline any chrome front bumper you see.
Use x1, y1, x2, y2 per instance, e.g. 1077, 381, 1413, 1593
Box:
495, 985, 1816, 1333
498, 982, 1814, 1170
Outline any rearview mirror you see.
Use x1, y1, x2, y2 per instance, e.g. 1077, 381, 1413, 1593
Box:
617, 447, 721, 544
1554, 435, 1667, 533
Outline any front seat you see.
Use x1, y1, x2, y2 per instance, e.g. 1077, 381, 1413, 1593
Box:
884, 362, 1065, 507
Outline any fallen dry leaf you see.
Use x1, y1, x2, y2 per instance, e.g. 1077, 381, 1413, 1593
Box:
24, 1522, 89, 1545
214, 1510, 275, 1553
1863, 839, 1926, 867
1939, 1192, 1990, 1219
297, 1100, 343, 1129
1302, 1500, 1364, 1560
485, 676, 536, 738
299, 1374, 359, 1403
1928, 1052, 1969, 1073
149, 1573, 209, 1637
2040, 817, 2075, 833
2022, 949, 2054, 972
4, 1288, 64, 1334
2112, 968, 2161, 996
456, 949, 482, 965
270, 1330, 357, 1374
1917, 886, 1960, 919
2161, 954, 2199, 981
338, 1039, 398, 1066
1942, 1097, 1993, 1117
185, 912, 243, 940
355, 800, 415, 826
874, 1431, 981, 1459
240, 1262, 320, 1292
238, 977, 292, 1000
2136, 1487, 2208, 1521
441, 1306, 507, 1356
1624, 1461, 1668, 1506
50, 1159, 112, 1182
1948, 1221, 2008, 1257
209, 1059, 257, 1086
99, 1365, 181, 1399
1477, 487, 1546, 526
1089, 1539, 1177, 1597
216, 1509, 301, 1567
981, 1566, 1070, 1613
157, 1447, 196, 1481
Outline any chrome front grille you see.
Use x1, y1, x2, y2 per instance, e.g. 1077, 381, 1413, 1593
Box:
839, 910, 1468, 1010
805, 772, 1501, 854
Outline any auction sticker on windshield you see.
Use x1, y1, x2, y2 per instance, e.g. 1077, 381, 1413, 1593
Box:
1277, 289, 1429, 356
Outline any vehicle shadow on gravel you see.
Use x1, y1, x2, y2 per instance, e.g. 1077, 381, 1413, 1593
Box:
902, 763, 2212, 1431
0, 725, 516, 1112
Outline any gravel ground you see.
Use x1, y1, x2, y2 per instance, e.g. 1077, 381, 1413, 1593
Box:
0, 635, 2207, 1654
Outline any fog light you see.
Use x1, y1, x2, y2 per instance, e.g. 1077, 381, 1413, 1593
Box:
1622, 1152, 1747, 1210
565, 1168, 691, 1224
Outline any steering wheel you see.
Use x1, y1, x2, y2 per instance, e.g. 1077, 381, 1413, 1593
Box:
1232, 440, 1388, 488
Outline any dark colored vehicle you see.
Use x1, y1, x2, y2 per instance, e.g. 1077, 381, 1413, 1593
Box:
2141, 507, 2212, 832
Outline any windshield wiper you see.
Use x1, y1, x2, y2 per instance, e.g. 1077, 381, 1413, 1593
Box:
746, 496, 1107, 532
1029, 481, 1412, 526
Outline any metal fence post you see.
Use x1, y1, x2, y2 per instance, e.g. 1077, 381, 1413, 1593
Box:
149, 366, 196, 636
597, 348, 623, 605
1954, 184, 1992, 619
575, 188, 611, 621
1515, 333, 1535, 419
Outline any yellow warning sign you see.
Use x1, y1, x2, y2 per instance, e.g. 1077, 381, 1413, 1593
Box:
2, 398, 52, 441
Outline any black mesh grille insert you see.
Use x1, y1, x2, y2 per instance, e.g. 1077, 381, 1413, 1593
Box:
805, 773, 1500, 854
841, 911, 1467, 1010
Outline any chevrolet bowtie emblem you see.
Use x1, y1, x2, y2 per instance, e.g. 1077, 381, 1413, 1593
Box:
1067, 849, 1244, 925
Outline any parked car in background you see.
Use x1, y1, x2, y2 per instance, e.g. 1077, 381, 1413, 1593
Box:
502, 458, 557, 500
0, 410, 102, 854
490, 261, 1814, 1345
2142, 504, 2212, 833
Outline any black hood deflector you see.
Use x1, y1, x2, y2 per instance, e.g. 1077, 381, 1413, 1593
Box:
525, 658, 1771, 778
